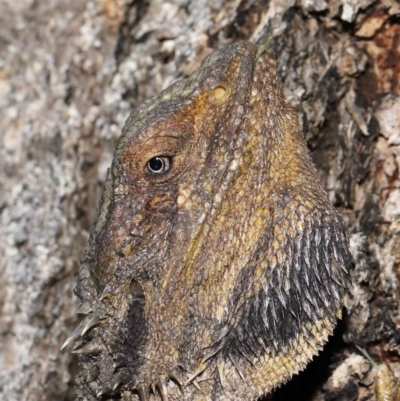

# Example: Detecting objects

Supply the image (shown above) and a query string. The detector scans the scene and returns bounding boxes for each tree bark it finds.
[0,0,399,400]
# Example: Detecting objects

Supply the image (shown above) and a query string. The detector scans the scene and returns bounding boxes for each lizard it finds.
[63,41,354,401]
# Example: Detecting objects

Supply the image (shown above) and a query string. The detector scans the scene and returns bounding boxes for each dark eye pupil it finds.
[149,157,163,172]
[147,156,171,174]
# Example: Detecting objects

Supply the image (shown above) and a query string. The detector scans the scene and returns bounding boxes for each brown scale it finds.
[64,41,354,401]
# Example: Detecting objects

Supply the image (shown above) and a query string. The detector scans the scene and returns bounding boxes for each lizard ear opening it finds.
[212,83,231,105]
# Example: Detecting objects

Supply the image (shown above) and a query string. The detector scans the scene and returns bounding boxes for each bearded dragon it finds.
[63,41,354,401]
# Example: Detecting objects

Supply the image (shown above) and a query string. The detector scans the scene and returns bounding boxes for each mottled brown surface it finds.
[68,41,353,401]
[1,1,400,401]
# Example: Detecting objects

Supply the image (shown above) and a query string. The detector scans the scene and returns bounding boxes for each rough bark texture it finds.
[0,1,399,401]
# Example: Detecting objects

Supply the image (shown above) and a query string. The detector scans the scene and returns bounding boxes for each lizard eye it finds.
[147,156,172,174]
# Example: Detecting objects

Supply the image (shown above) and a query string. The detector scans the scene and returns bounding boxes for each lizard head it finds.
[70,42,354,401]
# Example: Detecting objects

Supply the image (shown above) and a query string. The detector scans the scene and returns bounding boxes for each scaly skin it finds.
[66,41,354,401]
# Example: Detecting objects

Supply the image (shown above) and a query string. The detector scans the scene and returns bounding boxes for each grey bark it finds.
[0,0,399,400]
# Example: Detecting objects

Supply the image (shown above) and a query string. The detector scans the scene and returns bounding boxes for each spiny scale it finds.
[67,41,353,400]
[157,377,169,401]
[72,340,103,355]
[137,385,150,401]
